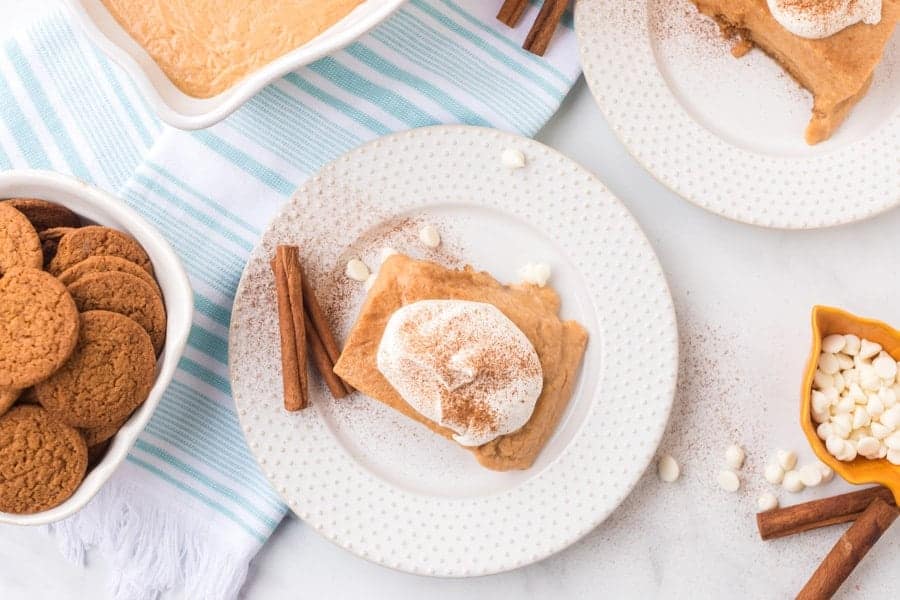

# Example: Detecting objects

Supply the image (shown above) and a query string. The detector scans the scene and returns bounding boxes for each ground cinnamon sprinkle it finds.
[649,0,726,46]
[400,306,537,437]
[776,0,858,15]
[318,213,465,339]
[441,398,498,438]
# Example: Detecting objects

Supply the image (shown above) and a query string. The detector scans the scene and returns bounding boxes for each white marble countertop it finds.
[2,2,899,598]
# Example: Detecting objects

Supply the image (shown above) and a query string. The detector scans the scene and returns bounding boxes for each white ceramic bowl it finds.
[62,0,407,130]
[0,170,193,525]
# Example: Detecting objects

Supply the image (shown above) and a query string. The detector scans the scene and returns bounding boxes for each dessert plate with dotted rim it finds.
[229,125,678,576]
[575,0,900,229]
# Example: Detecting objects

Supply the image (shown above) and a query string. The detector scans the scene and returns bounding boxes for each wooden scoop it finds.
[797,306,900,599]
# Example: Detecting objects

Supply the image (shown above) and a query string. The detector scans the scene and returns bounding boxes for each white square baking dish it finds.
[62,0,406,130]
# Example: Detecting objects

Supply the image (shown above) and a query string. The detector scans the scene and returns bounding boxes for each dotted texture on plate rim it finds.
[229,126,679,576]
[575,0,899,229]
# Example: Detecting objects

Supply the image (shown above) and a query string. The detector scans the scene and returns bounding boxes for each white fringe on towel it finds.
[46,477,254,600]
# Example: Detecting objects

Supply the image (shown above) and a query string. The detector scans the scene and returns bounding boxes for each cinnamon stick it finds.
[757,486,895,541]
[522,0,569,56]
[497,0,529,28]
[271,247,307,411]
[797,498,898,600]
[304,311,348,399]
[300,267,353,395]
[280,247,308,409]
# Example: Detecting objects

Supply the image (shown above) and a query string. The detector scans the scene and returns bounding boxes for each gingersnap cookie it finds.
[87,439,110,469]
[0,204,42,276]
[4,198,80,231]
[39,226,75,267]
[58,255,162,297]
[66,271,166,355]
[48,226,153,276]
[35,310,155,429]
[0,388,19,417]
[0,268,80,388]
[0,405,87,514]
[81,415,127,448]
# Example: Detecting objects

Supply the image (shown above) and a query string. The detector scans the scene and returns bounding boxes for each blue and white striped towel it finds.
[0,3,579,598]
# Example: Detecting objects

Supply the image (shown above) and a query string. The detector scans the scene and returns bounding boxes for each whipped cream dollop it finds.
[767,0,882,39]
[376,300,543,446]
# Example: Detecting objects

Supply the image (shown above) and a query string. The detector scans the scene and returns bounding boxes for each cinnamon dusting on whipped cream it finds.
[767,0,882,38]
[376,300,543,446]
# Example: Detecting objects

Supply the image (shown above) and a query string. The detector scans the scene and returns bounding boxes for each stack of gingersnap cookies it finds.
[0,198,165,514]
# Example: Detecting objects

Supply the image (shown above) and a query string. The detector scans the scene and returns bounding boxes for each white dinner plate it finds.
[229,125,678,576]
[576,0,900,229]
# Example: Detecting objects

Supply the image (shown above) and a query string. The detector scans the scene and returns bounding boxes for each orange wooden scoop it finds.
[801,305,900,502]
[798,306,900,599]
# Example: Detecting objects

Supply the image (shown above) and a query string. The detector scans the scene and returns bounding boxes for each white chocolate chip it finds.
[859,339,882,360]
[867,394,885,419]
[834,396,854,415]
[798,464,823,487]
[846,383,865,403]
[822,334,846,354]
[881,406,900,429]
[818,463,834,483]
[419,225,441,248]
[857,436,881,459]
[888,449,900,465]
[518,262,551,287]
[782,470,805,493]
[345,258,370,282]
[717,470,740,492]
[657,454,680,483]
[815,335,900,465]
[816,422,834,440]
[813,370,834,390]
[812,405,830,425]
[764,463,785,484]
[880,387,897,408]
[818,353,840,375]
[776,449,797,471]
[724,445,745,469]
[500,148,526,169]
[811,390,831,413]
[873,352,898,380]
[892,383,900,401]
[826,435,847,457]
[832,372,845,394]
[838,442,858,462]
[839,438,857,458]
[859,365,881,392]
[831,414,852,438]
[843,335,861,356]
[757,492,779,512]
[871,422,892,439]
[836,353,854,370]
